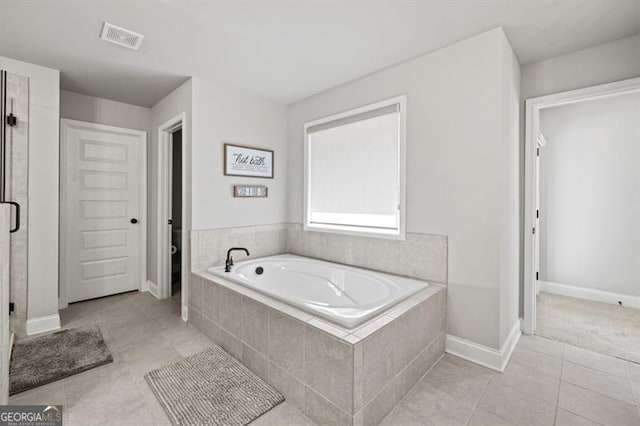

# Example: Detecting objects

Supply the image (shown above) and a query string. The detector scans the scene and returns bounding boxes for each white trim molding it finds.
[147,280,160,298]
[26,314,61,336]
[182,304,188,322]
[445,320,521,372]
[540,281,640,310]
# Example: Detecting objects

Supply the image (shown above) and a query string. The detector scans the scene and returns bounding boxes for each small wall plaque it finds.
[233,185,268,198]
[224,143,274,178]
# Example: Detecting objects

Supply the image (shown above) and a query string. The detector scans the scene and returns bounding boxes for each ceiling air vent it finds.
[100,22,144,50]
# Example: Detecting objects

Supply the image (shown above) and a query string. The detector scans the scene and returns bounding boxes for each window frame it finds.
[303,95,407,240]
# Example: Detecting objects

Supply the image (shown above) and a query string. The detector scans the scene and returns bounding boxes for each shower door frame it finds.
[523,76,640,335]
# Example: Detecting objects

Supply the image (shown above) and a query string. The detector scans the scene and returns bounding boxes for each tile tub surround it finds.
[188,272,447,426]
[191,223,447,285]
[191,224,288,272]
[287,224,447,284]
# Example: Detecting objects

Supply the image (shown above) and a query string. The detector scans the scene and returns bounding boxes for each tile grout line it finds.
[624,361,640,421]
[553,347,565,426]
[557,345,616,426]
[391,351,445,426]
[462,366,494,426]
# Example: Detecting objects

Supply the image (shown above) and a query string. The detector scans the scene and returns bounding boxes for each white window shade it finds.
[305,99,404,237]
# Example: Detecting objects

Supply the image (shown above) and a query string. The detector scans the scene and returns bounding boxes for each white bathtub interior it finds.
[207,254,428,328]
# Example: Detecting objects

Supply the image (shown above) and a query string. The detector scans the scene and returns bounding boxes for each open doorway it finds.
[158,113,188,320]
[169,129,182,297]
[524,77,640,363]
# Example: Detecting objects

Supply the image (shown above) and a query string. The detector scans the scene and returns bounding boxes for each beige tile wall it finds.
[188,272,446,425]
[191,223,447,284]
[191,224,288,272]
[6,73,29,338]
[0,206,10,404]
[287,224,447,283]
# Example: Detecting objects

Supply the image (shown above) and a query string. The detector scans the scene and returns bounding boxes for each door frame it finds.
[157,113,188,321]
[523,76,640,335]
[59,119,147,308]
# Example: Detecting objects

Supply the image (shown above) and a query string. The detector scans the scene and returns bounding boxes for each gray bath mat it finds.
[145,346,284,426]
[10,325,113,395]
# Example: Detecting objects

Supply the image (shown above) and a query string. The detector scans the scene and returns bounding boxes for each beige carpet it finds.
[537,291,640,364]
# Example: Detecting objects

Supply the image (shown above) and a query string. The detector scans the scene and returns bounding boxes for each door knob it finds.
[131,218,138,224]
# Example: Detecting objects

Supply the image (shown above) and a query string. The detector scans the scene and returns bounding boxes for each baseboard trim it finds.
[26,314,61,336]
[540,281,640,310]
[147,280,160,298]
[445,320,521,372]
[182,304,188,322]
[8,332,14,359]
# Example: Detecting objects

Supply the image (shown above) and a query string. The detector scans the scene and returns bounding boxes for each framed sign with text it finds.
[224,143,274,178]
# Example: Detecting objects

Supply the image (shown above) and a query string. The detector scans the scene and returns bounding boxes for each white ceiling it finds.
[0,1,638,107]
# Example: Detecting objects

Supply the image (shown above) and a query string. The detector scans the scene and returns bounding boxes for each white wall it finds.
[60,90,151,131]
[522,34,640,100]
[500,35,522,345]
[0,57,60,326]
[191,77,288,230]
[539,92,640,297]
[287,28,520,349]
[149,80,192,286]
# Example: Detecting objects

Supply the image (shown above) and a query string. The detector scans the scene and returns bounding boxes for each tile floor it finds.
[383,335,640,426]
[9,291,640,426]
[9,291,312,426]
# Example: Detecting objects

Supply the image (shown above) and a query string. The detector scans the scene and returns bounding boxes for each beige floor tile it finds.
[400,380,475,426]
[137,299,181,321]
[478,379,556,426]
[627,361,640,386]
[467,407,515,426]
[249,402,314,426]
[626,362,640,406]
[172,333,215,358]
[106,319,164,352]
[558,382,639,426]
[423,355,493,404]
[100,307,149,331]
[9,380,66,406]
[132,376,172,426]
[510,346,563,379]
[65,365,155,426]
[380,406,428,426]
[63,362,132,408]
[67,393,154,426]
[564,345,629,378]
[119,335,184,381]
[518,335,565,359]
[562,361,635,404]
[496,357,560,404]
[555,409,601,426]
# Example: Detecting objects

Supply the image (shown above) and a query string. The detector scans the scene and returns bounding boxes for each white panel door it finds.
[61,119,146,303]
